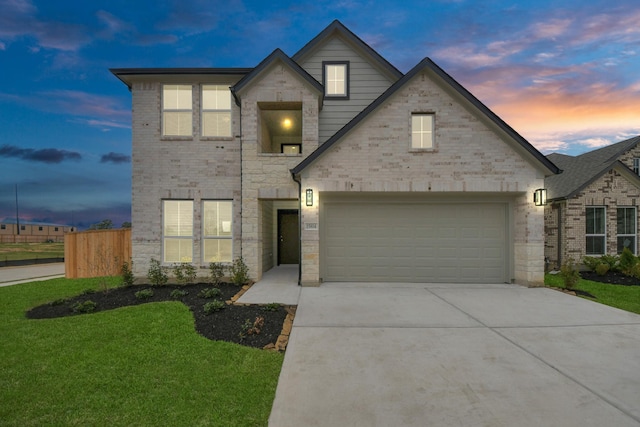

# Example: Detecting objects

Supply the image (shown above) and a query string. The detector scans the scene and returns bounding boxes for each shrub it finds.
[170,289,189,299]
[72,300,97,314]
[599,254,620,271]
[582,256,601,272]
[135,289,154,300]
[203,300,226,314]
[173,263,198,285]
[147,259,168,286]
[121,260,135,287]
[229,257,249,286]
[240,316,265,338]
[630,263,640,280]
[560,258,581,289]
[595,263,610,276]
[49,298,67,306]
[619,248,637,275]
[209,262,226,285]
[262,303,281,312]
[198,288,222,299]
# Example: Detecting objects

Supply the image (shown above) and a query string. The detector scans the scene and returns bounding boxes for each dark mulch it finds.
[26,283,289,350]
[580,270,640,286]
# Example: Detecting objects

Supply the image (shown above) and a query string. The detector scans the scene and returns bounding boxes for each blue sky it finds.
[1,0,639,228]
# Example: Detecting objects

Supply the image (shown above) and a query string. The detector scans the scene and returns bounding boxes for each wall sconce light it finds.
[533,188,547,206]
[306,188,313,207]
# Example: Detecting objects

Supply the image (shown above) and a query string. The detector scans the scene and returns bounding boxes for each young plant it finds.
[72,300,97,314]
[121,260,135,287]
[209,262,226,285]
[229,257,249,286]
[619,247,637,275]
[147,259,168,286]
[240,316,265,338]
[262,303,281,312]
[203,300,226,314]
[595,263,610,276]
[135,289,154,300]
[560,258,581,290]
[198,288,222,299]
[170,289,189,299]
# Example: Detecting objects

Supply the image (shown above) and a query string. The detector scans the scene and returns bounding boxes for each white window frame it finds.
[633,158,640,175]
[163,200,193,263]
[202,200,233,263]
[411,113,434,149]
[201,85,232,137]
[617,206,636,254]
[162,84,192,136]
[585,206,606,255]
[323,62,349,98]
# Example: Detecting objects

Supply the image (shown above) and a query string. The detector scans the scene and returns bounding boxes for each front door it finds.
[278,209,299,264]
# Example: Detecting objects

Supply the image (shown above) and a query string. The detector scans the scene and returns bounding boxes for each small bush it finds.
[173,263,198,285]
[262,303,280,312]
[229,257,249,286]
[240,316,265,338]
[198,288,222,299]
[203,300,226,314]
[135,289,154,300]
[121,260,135,287]
[49,298,67,306]
[595,263,610,276]
[560,258,581,289]
[582,256,601,272]
[72,300,97,314]
[147,259,168,286]
[599,254,620,271]
[170,289,189,299]
[619,248,637,275]
[630,263,640,280]
[209,262,225,285]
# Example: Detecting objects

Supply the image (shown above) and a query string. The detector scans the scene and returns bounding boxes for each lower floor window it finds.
[203,201,233,263]
[163,200,193,263]
[585,206,606,255]
[617,207,636,254]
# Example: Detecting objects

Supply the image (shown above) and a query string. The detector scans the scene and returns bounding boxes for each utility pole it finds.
[15,184,20,235]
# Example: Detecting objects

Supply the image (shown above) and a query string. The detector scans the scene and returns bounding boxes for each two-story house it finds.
[544,135,640,268]
[112,20,559,286]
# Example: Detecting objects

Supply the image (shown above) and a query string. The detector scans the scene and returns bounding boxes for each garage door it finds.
[322,201,508,283]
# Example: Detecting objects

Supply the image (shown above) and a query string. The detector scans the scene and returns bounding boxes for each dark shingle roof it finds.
[292,57,560,176]
[545,136,640,201]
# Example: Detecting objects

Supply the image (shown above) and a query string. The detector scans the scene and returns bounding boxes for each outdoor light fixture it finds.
[533,188,547,206]
[306,188,313,206]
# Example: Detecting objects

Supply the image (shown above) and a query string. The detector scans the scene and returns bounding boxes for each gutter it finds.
[290,171,303,286]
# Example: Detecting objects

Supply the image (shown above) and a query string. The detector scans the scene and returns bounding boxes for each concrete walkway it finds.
[0,263,65,286]
[237,264,300,305]
[263,281,640,426]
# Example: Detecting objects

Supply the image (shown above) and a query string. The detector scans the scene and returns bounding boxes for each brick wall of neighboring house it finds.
[130,79,243,277]
[299,67,546,286]
[548,169,640,268]
[238,63,320,279]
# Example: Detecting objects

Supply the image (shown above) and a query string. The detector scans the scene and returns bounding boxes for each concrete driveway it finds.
[267,282,640,426]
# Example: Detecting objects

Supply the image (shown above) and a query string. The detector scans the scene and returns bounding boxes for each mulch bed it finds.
[580,270,640,286]
[26,283,292,350]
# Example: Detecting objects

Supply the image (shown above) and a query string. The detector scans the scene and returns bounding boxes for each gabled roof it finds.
[546,135,640,201]
[231,48,324,106]
[292,20,403,81]
[292,57,560,176]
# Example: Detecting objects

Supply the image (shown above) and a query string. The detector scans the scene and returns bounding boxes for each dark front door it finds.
[278,209,299,265]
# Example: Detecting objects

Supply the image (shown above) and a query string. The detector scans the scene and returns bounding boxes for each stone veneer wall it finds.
[130,80,242,277]
[299,68,547,286]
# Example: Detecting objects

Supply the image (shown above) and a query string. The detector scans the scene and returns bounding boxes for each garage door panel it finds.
[323,201,508,283]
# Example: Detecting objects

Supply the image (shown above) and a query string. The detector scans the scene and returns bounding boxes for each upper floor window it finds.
[162,85,192,136]
[411,113,434,149]
[586,206,606,255]
[323,62,349,98]
[202,85,232,137]
[633,158,640,175]
[0,224,5,230]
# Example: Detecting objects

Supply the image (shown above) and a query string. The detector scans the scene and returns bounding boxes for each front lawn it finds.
[0,242,64,261]
[545,274,640,315]
[0,277,283,426]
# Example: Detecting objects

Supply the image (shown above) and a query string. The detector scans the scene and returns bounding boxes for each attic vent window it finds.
[323,62,349,99]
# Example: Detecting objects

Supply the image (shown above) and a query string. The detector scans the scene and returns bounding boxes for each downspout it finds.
[291,171,303,286]
[557,202,562,268]
[232,88,243,259]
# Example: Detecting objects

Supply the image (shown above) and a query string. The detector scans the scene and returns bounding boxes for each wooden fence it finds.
[65,228,132,279]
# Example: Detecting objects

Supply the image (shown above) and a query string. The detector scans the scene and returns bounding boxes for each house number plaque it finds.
[304,223,318,231]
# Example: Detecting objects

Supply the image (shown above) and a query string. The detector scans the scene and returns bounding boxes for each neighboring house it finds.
[112,20,559,286]
[0,221,75,243]
[545,135,640,269]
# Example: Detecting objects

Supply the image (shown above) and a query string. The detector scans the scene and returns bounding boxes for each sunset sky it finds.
[1,0,639,228]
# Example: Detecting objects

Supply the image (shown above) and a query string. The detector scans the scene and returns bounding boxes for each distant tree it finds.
[89,219,114,230]
[121,221,132,229]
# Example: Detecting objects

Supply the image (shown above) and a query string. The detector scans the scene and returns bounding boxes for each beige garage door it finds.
[322,201,508,283]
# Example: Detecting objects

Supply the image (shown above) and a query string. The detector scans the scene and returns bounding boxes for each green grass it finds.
[0,242,64,261]
[0,277,284,426]
[545,273,640,315]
